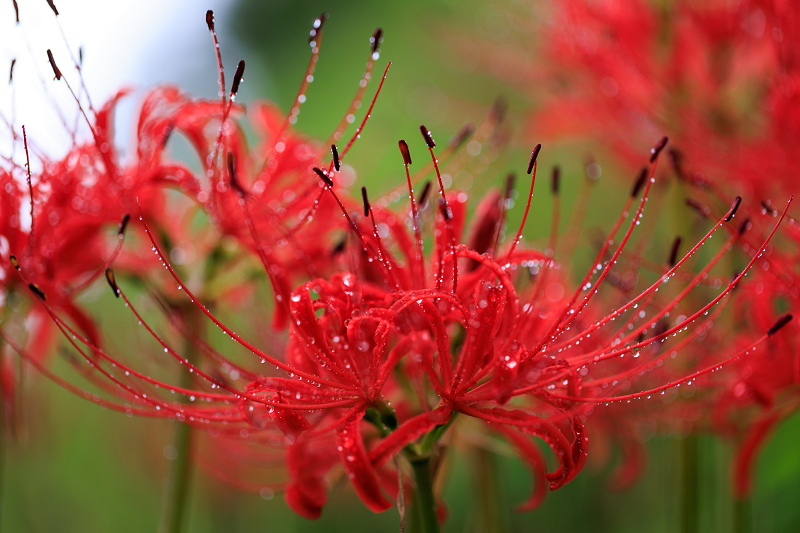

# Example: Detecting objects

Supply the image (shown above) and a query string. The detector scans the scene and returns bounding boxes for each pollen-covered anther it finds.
[724,196,742,221]
[768,314,793,336]
[649,136,668,162]
[527,144,542,174]
[361,187,371,217]
[331,144,340,171]
[9,255,19,270]
[313,167,333,187]
[631,167,647,197]
[231,60,245,96]
[105,268,120,298]
[419,124,435,149]
[206,10,215,31]
[28,283,45,301]
[398,140,412,165]
[47,49,62,80]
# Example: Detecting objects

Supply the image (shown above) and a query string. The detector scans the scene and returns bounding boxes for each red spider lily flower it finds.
[451,0,800,499]
[9,115,793,526]
[5,11,797,529]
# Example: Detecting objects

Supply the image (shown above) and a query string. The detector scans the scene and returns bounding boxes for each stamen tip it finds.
[313,167,333,187]
[768,314,793,336]
[231,60,245,96]
[206,10,215,31]
[47,49,62,81]
[105,268,120,298]
[361,186,370,217]
[398,140,412,166]
[649,136,668,163]
[331,144,340,171]
[527,144,541,174]
[28,283,45,301]
[724,196,742,221]
[631,167,647,197]
[419,125,435,149]
[551,166,560,195]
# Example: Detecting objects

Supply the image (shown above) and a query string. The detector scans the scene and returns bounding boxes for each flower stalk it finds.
[159,304,202,533]
[410,457,440,533]
[681,434,699,533]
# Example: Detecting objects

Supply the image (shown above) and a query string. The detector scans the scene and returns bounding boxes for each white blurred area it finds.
[0,0,239,164]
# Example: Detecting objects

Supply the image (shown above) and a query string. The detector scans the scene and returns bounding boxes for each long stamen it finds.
[421,125,458,293]
[137,209,355,391]
[399,140,425,288]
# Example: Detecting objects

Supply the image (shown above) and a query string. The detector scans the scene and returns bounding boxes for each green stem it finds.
[159,306,201,533]
[734,498,752,533]
[681,434,699,533]
[475,447,505,533]
[410,458,440,533]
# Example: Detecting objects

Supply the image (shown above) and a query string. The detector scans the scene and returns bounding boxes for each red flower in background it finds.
[451,0,800,498]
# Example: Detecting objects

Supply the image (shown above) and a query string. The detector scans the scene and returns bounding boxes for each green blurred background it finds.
[3,0,800,531]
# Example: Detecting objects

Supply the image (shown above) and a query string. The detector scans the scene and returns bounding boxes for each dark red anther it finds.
[668,236,682,268]
[730,271,740,291]
[669,148,685,181]
[331,237,347,257]
[46,0,58,16]
[105,268,120,298]
[331,144,340,171]
[761,200,777,216]
[9,255,19,270]
[440,200,452,221]
[686,198,709,218]
[9,59,15,84]
[398,140,412,165]
[206,10,215,31]
[738,217,751,236]
[231,60,245,95]
[309,13,329,42]
[228,153,245,195]
[28,283,45,300]
[551,166,560,195]
[118,214,130,236]
[631,167,647,197]
[768,314,793,336]
[649,136,668,163]
[527,144,541,175]
[371,28,383,53]
[313,167,333,187]
[13,0,18,23]
[449,124,475,148]
[361,187,370,217]
[724,196,742,221]
[505,172,516,198]
[420,125,435,149]
[491,96,508,123]
[47,49,61,80]
[417,180,432,207]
